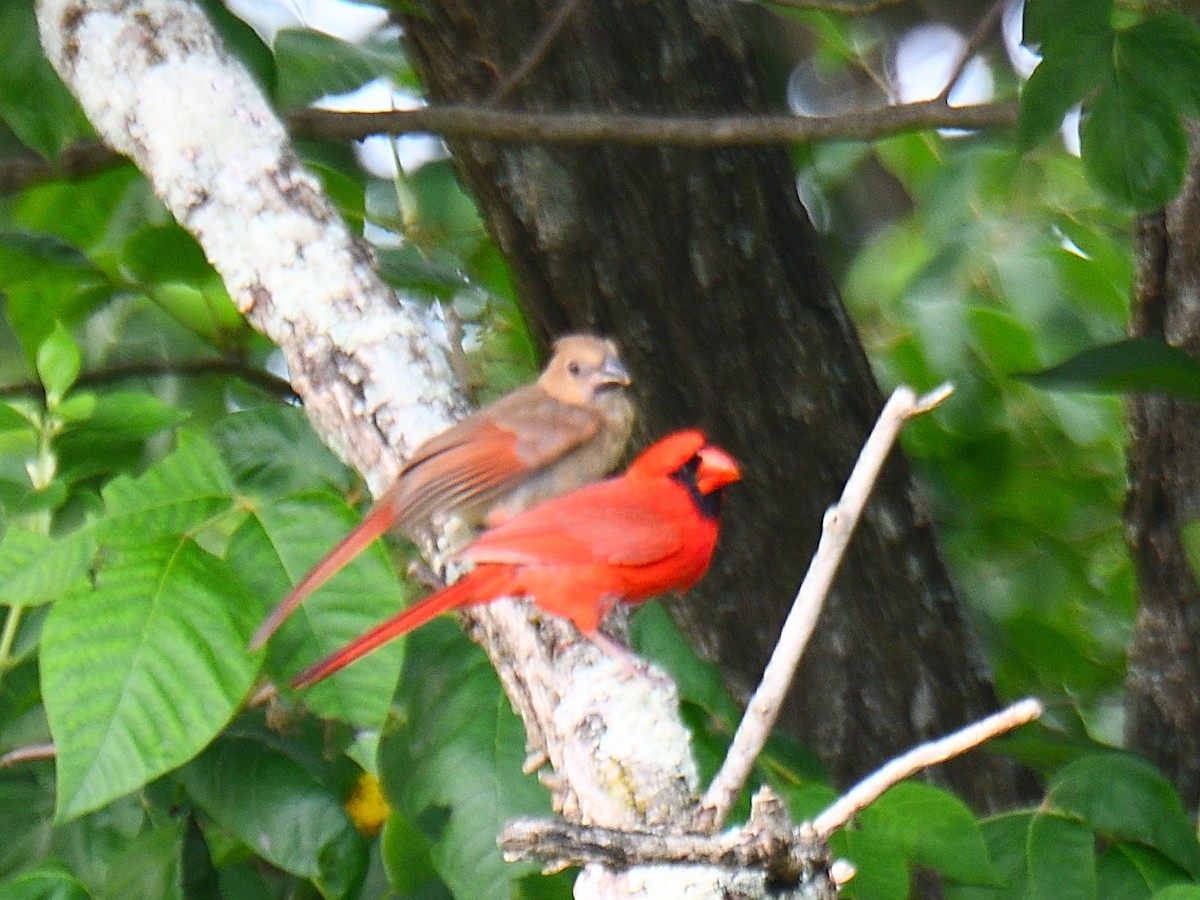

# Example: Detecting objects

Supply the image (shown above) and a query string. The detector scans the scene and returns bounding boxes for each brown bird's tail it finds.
[250,502,398,651]
[290,565,512,689]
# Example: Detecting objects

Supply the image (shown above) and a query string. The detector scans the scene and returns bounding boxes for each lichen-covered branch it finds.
[33,1,753,894]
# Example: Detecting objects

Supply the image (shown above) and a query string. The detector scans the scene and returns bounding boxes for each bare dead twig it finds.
[0,140,124,195]
[811,697,1044,838]
[756,0,906,12]
[500,698,1040,878]
[0,742,56,766]
[489,0,586,104]
[500,787,831,884]
[697,383,954,831]
[0,359,297,402]
[935,0,1008,106]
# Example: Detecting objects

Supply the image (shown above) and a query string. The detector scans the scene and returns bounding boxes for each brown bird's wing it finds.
[388,384,605,530]
[462,480,686,570]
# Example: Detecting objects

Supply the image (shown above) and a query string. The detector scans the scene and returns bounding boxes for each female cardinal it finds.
[251,334,635,650]
[292,429,741,687]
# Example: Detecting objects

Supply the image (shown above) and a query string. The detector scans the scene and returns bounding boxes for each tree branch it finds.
[811,697,1043,838]
[699,383,953,830]
[0,358,297,402]
[756,0,906,11]
[500,788,831,885]
[288,99,1018,146]
[2,100,1019,197]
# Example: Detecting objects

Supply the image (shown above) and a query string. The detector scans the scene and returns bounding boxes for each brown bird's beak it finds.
[595,354,632,389]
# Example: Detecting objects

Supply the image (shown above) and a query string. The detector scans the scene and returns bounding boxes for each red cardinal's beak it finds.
[695,446,741,495]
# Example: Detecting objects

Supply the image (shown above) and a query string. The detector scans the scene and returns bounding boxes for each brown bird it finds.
[291,430,741,688]
[250,334,635,650]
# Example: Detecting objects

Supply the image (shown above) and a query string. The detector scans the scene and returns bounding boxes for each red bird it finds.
[292,430,741,688]
[251,334,635,650]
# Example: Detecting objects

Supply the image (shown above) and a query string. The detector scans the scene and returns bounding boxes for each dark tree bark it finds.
[400,0,1033,809]
[1125,137,1200,811]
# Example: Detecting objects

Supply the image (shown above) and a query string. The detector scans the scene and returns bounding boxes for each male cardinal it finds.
[292,429,741,687]
[251,334,635,650]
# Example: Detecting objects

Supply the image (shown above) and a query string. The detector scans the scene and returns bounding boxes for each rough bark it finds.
[1125,134,1200,811]
[400,0,1033,808]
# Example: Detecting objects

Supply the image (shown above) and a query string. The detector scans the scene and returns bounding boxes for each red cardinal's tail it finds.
[290,565,513,689]
[250,502,397,651]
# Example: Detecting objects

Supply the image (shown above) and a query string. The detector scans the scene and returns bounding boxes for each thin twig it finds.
[811,697,1043,838]
[489,0,587,104]
[756,0,906,12]
[0,140,124,195]
[935,0,1007,105]
[698,383,954,831]
[0,358,297,402]
[0,742,56,766]
[287,99,1018,146]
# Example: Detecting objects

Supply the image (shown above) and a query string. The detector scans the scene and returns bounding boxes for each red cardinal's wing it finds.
[463,480,686,569]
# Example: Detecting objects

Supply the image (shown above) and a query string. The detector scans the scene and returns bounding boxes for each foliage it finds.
[0,0,1197,897]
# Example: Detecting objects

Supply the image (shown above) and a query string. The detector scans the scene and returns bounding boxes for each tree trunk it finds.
[400,0,1033,809]
[1125,135,1200,811]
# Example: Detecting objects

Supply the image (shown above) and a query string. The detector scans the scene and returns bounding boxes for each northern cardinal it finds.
[251,334,635,650]
[292,429,741,688]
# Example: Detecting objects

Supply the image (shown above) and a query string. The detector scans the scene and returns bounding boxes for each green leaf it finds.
[97,434,234,546]
[1047,753,1200,877]
[0,2,93,158]
[1180,518,1200,588]
[54,392,97,424]
[1017,339,1200,404]
[945,812,1033,900]
[121,226,245,346]
[208,405,350,497]
[862,782,999,885]
[631,603,741,724]
[1019,53,1105,150]
[1027,812,1097,900]
[380,622,549,898]
[375,245,471,298]
[1098,842,1192,899]
[0,401,34,433]
[76,392,187,439]
[1018,0,1113,148]
[36,324,82,407]
[273,29,406,110]
[228,493,406,730]
[102,820,186,900]
[0,528,95,608]
[0,862,92,900]
[1115,13,1200,117]
[41,539,260,820]
[1023,0,1112,51]
[1080,80,1188,210]
[177,735,368,899]
[1150,887,1200,900]
[379,811,444,896]
[835,828,909,900]
[0,231,96,271]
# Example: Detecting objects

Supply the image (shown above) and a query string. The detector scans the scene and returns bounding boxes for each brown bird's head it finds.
[540,334,632,408]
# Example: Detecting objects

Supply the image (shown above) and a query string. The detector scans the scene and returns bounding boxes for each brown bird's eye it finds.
[567,361,581,376]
